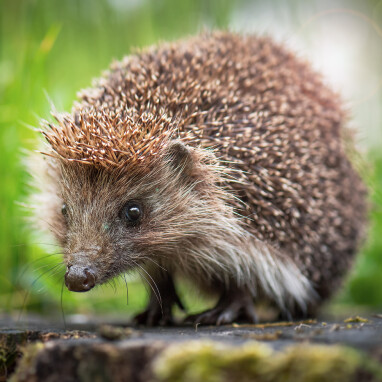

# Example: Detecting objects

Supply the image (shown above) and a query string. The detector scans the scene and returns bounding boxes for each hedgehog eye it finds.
[122,202,142,224]
[61,203,68,216]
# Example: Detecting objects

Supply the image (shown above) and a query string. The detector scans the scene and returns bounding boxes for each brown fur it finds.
[35,32,367,321]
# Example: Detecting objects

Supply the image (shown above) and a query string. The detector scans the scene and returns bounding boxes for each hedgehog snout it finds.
[65,265,96,292]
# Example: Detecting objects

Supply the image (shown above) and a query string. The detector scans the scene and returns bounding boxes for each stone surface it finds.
[1,314,381,381]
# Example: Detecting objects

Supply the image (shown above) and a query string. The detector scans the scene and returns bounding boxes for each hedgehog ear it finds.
[164,141,194,178]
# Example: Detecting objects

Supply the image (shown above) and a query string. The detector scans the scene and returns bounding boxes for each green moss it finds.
[343,316,369,323]
[9,342,45,382]
[154,341,271,382]
[97,324,140,341]
[0,344,8,380]
[154,341,381,382]
[0,333,29,380]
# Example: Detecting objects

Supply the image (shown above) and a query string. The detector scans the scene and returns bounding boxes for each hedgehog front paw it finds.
[185,290,257,326]
[134,302,174,326]
[133,271,185,326]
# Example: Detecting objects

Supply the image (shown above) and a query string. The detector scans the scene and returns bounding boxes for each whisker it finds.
[132,262,163,315]
[123,274,128,305]
[35,265,65,293]
[16,253,63,285]
[18,263,63,322]
[135,267,162,314]
[134,268,151,300]
[107,279,117,294]
[11,243,62,248]
[61,280,67,330]
[144,258,168,272]
[133,261,162,307]
[29,260,63,276]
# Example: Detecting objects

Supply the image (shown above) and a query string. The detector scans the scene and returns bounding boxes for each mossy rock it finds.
[154,341,382,382]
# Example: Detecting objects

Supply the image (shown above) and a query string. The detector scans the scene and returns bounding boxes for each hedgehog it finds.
[33,32,367,325]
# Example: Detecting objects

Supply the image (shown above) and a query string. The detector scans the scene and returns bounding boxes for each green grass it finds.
[0,0,381,318]
[0,0,236,317]
[339,152,382,307]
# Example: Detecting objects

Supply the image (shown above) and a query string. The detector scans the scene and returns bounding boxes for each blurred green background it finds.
[0,0,381,320]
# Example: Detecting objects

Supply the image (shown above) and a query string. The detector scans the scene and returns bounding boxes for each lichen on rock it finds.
[154,341,379,382]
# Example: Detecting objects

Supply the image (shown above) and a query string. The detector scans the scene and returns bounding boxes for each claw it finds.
[184,290,257,326]
[133,272,184,326]
[134,305,175,326]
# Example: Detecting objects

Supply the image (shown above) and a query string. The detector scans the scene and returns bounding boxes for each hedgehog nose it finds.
[65,266,96,292]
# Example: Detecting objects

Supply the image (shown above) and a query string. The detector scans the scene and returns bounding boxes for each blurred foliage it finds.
[0,0,381,319]
[0,0,234,317]
[337,152,382,307]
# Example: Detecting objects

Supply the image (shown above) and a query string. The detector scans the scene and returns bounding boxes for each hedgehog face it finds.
[56,165,156,292]
[50,141,221,292]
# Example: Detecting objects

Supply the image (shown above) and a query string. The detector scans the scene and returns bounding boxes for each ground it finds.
[1,314,381,381]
